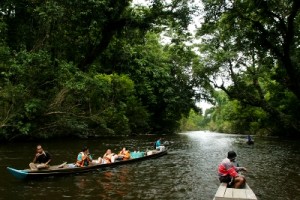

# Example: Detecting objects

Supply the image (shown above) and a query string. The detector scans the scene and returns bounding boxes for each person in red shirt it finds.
[218,151,247,188]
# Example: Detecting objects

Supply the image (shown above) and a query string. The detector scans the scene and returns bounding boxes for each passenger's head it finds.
[82,146,89,153]
[122,147,128,152]
[36,145,43,153]
[106,149,112,154]
[227,151,237,161]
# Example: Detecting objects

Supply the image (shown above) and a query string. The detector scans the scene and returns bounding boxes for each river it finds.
[1,131,300,200]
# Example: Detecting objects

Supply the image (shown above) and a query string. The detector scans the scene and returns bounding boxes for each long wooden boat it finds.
[213,182,257,200]
[7,149,167,180]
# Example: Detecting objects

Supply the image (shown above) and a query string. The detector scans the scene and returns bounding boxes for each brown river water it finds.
[0,131,300,200]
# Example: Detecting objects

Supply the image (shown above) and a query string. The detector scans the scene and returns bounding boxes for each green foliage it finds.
[95,31,197,134]
[179,109,204,131]
[194,0,300,137]
[195,91,269,135]
[0,0,198,140]
[47,67,147,137]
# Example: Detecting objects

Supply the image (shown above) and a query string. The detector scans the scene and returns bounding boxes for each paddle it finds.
[57,162,68,168]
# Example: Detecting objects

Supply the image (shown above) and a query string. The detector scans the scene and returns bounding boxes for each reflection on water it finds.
[1,131,300,200]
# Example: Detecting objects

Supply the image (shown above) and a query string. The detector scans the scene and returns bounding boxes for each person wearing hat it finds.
[218,151,247,188]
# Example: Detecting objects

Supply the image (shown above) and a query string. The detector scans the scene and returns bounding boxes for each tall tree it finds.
[0,0,197,140]
[195,0,300,136]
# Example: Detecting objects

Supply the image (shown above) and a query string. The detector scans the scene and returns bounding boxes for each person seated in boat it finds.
[246,135,254,145]
[154,138,161,150]
[29,144,52,170]
[154,138,166,151]
[117,147,131,160]
[218,151,247,188]
[75,146,93,167]
[103,149,118,163]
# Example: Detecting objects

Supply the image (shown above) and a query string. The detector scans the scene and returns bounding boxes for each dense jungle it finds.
[1,0,300,141]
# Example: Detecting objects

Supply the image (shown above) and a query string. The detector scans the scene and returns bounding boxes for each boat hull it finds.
[7,149,167,180]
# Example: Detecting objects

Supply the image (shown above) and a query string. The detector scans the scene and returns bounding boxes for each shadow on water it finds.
[1,131,300,200]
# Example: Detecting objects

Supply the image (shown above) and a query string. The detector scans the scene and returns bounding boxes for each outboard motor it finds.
[158,141,169,151]
[163,141,170,146]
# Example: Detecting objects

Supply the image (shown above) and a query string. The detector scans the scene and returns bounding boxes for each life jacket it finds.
[76,152,89,167]
[103,153,112,163]
[119,150,130,160]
